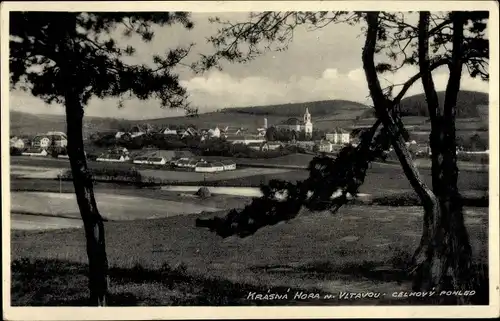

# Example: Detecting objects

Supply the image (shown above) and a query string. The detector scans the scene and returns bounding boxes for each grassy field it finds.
[10,154,489,192]
[11,203,489,306]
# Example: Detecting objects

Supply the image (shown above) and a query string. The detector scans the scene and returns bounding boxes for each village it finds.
[11,106,488,176]
[9,108,381,173]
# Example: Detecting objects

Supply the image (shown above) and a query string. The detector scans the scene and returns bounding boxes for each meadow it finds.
[11,202,488,306]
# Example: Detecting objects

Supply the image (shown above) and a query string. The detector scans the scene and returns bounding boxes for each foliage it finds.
[196,125,390,237]
[196,187,211,199]
[10,12,197,113]
[10,147,24,156]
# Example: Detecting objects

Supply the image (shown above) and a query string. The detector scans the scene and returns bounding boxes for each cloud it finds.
[180,66,489,110]
[10,65,488,120]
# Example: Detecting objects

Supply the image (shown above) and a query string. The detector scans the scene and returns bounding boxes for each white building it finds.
[32,131,68,149]
[159,127,178,135]
[274,108,313,135]
[207,127,221,138]
[325,128,350,145]
[318,141,333,153]
[225,135,266,145]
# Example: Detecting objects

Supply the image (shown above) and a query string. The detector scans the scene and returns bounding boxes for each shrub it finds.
[196,187,211,198]
[10,147,23,156]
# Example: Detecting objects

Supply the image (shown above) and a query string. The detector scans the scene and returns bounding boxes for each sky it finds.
[9,12,490,120]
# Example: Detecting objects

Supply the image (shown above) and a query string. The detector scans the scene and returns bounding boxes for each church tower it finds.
[303,107,313,136]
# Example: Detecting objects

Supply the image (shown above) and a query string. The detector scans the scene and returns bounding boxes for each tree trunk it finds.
[418,12,445,195]
[363,12,452,293]
[413,11,474,297]
[65,92,109,306]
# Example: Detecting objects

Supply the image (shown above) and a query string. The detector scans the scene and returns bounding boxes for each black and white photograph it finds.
[2,1,499,319]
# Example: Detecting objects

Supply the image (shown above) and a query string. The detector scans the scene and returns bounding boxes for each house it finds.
[208,127,221,138]
[247,142,282,151]
[195,162,225,173]
[46,131,68,148]
[221,160,237,171]
[274,108,313,135]
[96,147,130,163]
[133,155,167,165]
[133,149,194,165]
[179,127,199,138]
[174,158,191,168]
[325,128,350,145]
[225,135,266,145]
[22,147,48,157]
[318,141,333,153]
[115,131,127,139]
[96,154,129,162]
[221,126,245,138]
[200,126,222,141]
[32,131,68,149]
[186,158,201,169]
[264,142,282,151]
[159,127,178,135]
[129,125,148,138]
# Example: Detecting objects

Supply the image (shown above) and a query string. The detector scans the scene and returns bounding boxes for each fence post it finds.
[59,169,62,194]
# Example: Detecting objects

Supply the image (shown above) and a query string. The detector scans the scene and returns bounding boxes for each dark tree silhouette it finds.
[9,12,197,306]
[265,126,278,141]
[195,11,489,299]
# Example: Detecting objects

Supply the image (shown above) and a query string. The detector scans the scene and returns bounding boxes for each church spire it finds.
[304,107,311,124]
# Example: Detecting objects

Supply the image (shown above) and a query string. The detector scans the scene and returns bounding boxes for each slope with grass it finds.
[9,111,129,137]
[11,204,488,306]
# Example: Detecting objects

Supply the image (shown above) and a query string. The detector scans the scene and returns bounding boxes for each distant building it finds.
[179,127,199,138]
[275,108,313,135]
[220,160,237,171]
[221,126,245,137]
[32,131,67,149]
[208,127,221,138]
[247,141,282,152]
[96,147,130,163]
[200,126,221,140]
[318,141,333,153]
[159,127,178,135]
[225,135,266,145]
[129,125,147,138]
[115,131,127,139]
[325,128,350,145]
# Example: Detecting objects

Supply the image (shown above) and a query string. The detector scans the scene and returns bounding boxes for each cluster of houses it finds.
[10,131,68,156]
[88,146,238,173]
[11,108,357,162]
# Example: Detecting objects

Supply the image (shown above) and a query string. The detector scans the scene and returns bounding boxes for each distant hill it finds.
[12,91,488,138]
[9,111,129,137]
[361,90,489,119]
[400,90,489,118]
[223,100,370,118]
[141,100,371,131]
